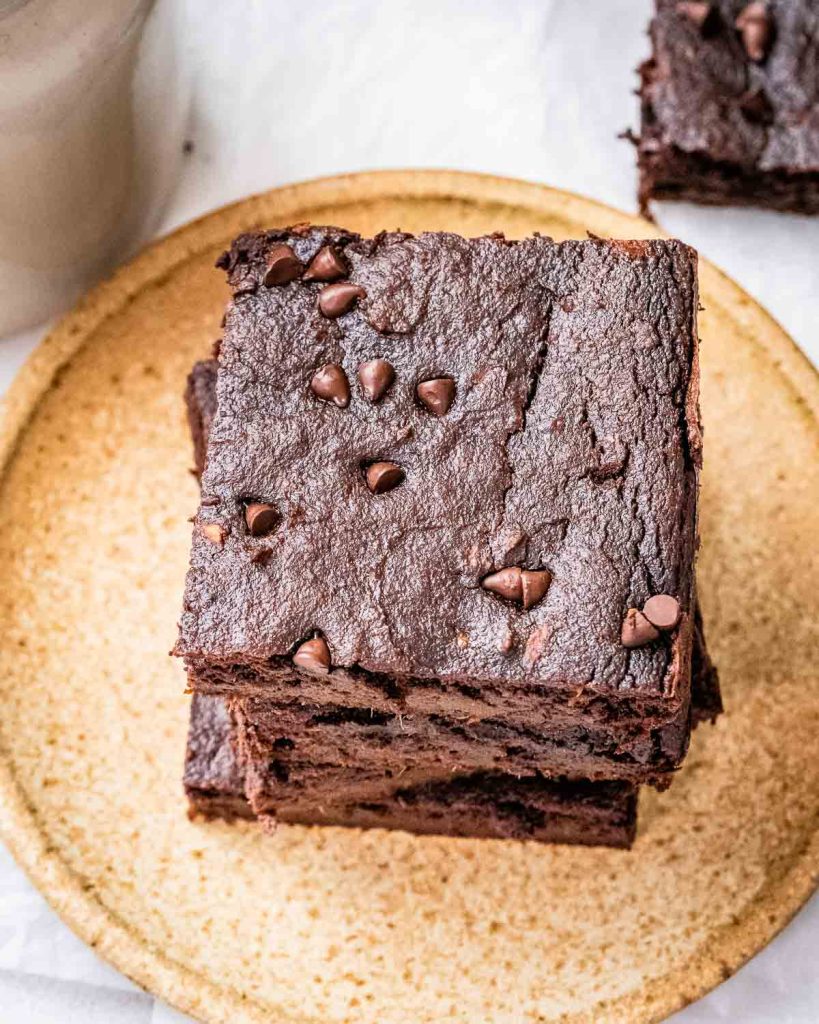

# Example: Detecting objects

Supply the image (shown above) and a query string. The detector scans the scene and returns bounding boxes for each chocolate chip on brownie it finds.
[293,637,331,674]
[244,502,278,537]
[318,282,365,318]
[304,245,348,283]
[642,594,682,631]
[364,461,405,494]
[416,377,456,416]
[358,359,395,403]
[735,1,773,62]
[263,244,302,287]
[310,363,350,407]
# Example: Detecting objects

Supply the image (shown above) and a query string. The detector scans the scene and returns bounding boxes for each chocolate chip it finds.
[621,608,660,648]
[244,502,277,537]
[263,243,302,287]
[676,1,714,29]
[250,548,274,566]
[481,566,523,602]
[642,594,681,631]
[521,569,552,610]
[358,359,395,402]
[310,363,350,407]
[736,2,773,62]
[365,461,405,494]
[739,87,774,124]
[416,377,456,417]
[304,245,348,282]
[293,636,331,674]
[200,522,225,546]
[318,282,365,318]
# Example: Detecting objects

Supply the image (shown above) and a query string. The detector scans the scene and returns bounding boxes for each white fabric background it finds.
[0,1,816,1020]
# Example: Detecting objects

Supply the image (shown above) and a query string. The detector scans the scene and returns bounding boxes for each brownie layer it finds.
[176,226,701,783]
[233,614,719,809]
[232,695,689,789]
[636,0,819,214]
[185,355,218,479]
[185,695,637,848]
[184,690,255,821]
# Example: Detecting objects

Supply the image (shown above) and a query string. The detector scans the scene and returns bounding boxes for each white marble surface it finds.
[0,1,816,1020]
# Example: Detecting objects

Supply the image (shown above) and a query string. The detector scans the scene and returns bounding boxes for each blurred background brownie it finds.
[635,0,819,214]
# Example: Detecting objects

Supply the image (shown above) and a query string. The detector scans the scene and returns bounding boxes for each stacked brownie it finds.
[175,225,720,848]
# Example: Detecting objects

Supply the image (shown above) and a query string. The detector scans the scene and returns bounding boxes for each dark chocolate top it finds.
[176,226,700,702]
[643,0,819,173]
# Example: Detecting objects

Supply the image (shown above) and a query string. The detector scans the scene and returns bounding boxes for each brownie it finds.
[185,695,638,847]
[635,1,819,215]
[175,226,701,786]
[183,360,719,845]
[185,361,719,814]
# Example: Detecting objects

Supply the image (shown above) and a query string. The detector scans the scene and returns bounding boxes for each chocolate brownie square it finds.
[635,1,819,214]
[175,225,702,786]
[183,360,719,844]
[185,695,639,847]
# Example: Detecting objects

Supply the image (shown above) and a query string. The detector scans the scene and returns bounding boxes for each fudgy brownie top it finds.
[176,226,700,704]
[642,1,819,174]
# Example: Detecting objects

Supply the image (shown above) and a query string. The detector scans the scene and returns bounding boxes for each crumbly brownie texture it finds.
[635,1,819,214]
[175,226,701,784]
[185,695,638,848]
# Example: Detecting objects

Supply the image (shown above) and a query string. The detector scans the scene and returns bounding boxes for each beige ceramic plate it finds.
[0,171,817,1024]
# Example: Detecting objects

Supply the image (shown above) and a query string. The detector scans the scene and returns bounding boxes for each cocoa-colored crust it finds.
[635,0,819,214]
[176,226,701,785]
[185,695,638,848]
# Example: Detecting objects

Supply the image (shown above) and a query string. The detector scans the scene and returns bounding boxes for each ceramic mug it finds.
[0,0,190,336]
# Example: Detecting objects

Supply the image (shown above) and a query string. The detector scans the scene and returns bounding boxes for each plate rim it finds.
[0,168,817,1024]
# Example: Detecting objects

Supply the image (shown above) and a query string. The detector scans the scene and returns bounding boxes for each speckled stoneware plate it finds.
[0,171,817,1024]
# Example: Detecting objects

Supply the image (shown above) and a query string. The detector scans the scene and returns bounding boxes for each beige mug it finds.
[0,0,189,336]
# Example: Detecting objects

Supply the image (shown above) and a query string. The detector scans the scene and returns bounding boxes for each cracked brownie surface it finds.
[635,0,819,213]
[175,226,700,742]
